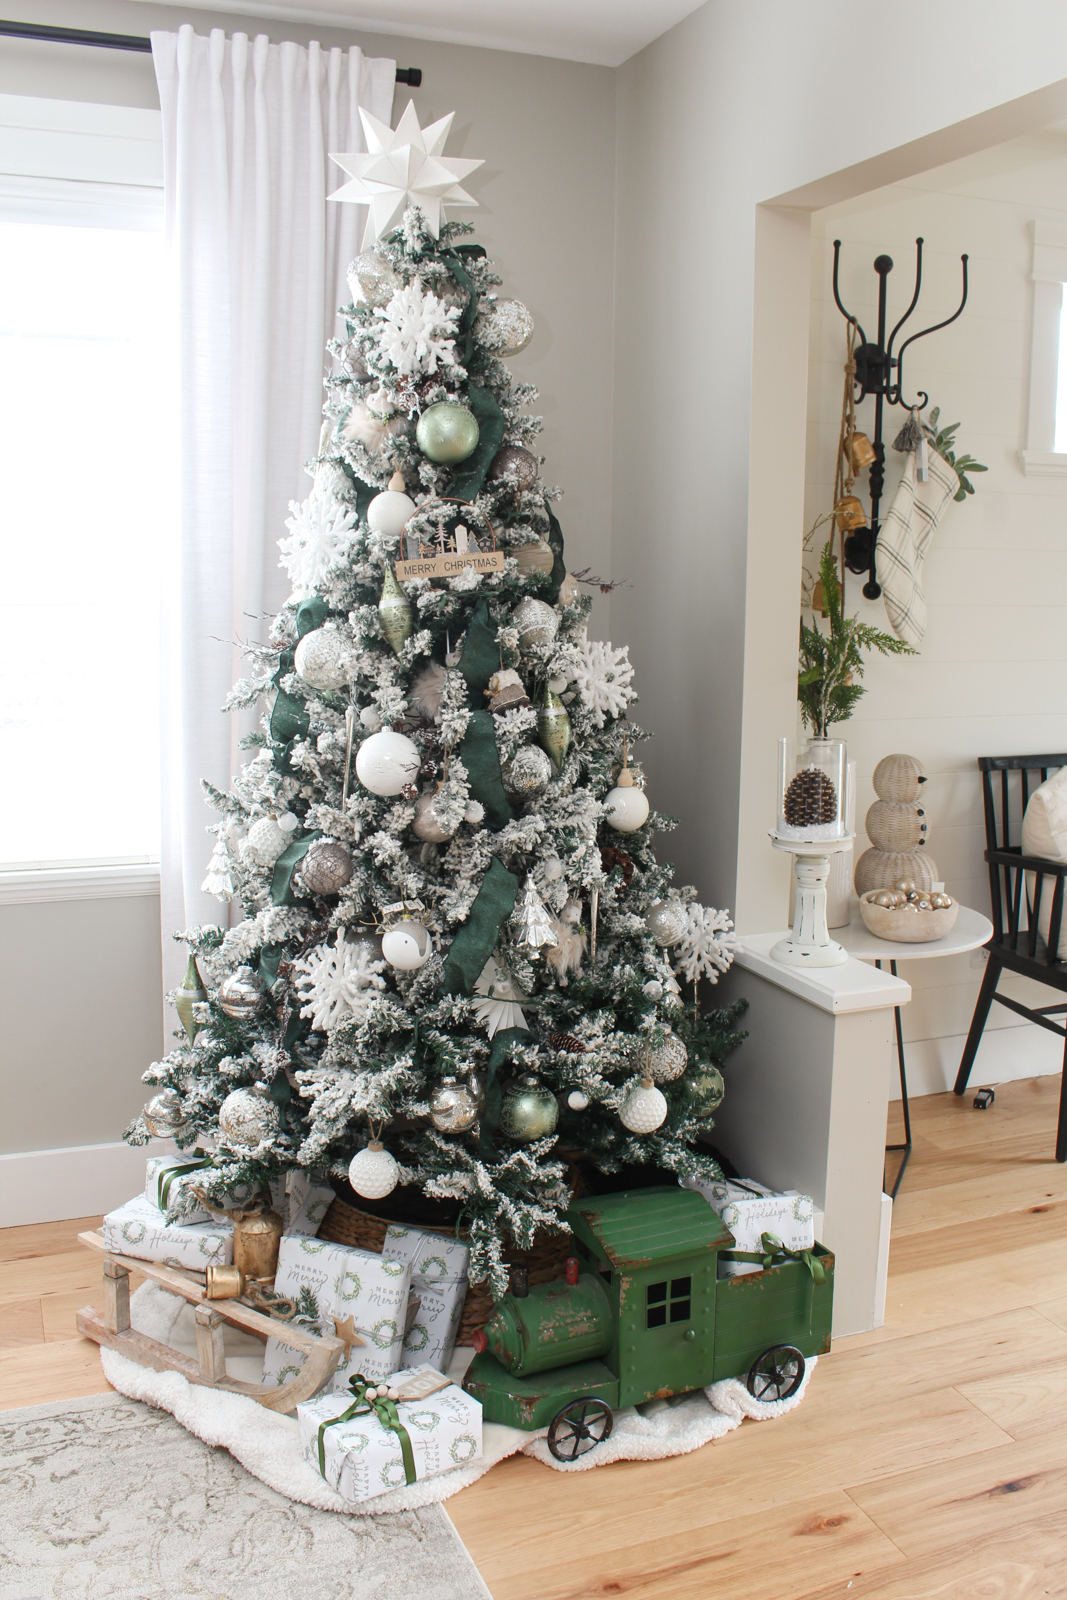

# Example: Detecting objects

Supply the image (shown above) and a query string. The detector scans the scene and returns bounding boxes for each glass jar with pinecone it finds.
[777,736,847,841]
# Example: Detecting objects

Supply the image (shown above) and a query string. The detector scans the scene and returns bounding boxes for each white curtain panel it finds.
[152,25,394,998]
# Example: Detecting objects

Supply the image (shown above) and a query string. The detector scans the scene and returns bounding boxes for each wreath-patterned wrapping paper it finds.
[382,1225,469,1370]
[262,1236,412,1389]
[299,1372,482,1505]
[101,1194,233,1268]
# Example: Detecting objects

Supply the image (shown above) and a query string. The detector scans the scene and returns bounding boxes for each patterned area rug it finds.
[0,1391,491,1600]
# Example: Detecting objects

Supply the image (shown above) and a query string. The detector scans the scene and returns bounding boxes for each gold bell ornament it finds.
[192,1189,285,1282]
[848,430,876,470]
[833,494,867,532]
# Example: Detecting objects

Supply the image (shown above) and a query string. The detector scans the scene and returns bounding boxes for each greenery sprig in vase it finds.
[799,539,915,737]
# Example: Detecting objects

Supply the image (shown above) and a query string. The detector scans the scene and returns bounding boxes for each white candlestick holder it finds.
[770,834,855,968]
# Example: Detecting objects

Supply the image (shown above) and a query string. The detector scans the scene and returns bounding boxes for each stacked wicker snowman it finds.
[854,753,937,895]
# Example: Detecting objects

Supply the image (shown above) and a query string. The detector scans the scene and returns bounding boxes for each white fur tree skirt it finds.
[101,1282,815,1516]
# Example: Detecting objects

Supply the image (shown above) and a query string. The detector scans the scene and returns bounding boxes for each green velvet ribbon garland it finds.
[440,244,486,366]
[155,1150,211,1213]
[479,1025,537,1161]
[454,597,514,831]
[269,596,329,756]
[441,857,519,996]
[316,1374,417,1487]
[270,832,322,907]
[544,503,567,604]
[450,383,505,504]
[455,596,501,700]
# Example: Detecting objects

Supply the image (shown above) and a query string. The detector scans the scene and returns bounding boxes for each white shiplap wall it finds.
[805,130,1067,1099]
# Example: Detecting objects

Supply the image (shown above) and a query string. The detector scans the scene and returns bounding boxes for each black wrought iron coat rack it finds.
[832,238,968,598]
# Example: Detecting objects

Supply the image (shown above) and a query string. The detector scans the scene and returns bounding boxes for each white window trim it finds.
[0,863,160,904]
[1019,220,1067,477]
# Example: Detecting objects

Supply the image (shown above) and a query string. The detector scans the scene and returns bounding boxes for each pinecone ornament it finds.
[549,1033,587,1054]
[783,767,838,826]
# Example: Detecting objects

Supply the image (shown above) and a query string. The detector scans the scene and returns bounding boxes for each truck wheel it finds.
[546,1399,613,1461]
[747,1344,805,1401]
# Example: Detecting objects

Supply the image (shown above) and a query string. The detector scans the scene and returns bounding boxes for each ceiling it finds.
[130,0,706,67]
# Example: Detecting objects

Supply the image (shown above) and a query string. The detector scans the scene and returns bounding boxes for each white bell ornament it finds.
[348,1141,399,1199]
[355,729,420,796]
[619,1076,668,1133]
[382,918,433,971]
[367,472,417,539]
[604,763,649,834]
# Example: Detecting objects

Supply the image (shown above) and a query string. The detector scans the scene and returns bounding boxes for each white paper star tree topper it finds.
[329,101,484,245]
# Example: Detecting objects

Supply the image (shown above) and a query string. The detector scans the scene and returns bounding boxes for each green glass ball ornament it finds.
[499,1075,559,1142]
[416,402,480,464]
[687,1063,725,1118]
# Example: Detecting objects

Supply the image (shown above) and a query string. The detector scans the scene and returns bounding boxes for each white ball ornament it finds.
[355,729,420,796]
[367,473,417,539]
[511,597,559,651]
[294,628,350,691]
[359,706,383,732]
[649,1028,688,1083]
[567,1089,589,1111]
[348,1141,399,1199]
[620,1077,668,1134]
[604,768,650,834]
[246,813,297,867]
[381,920,433,971]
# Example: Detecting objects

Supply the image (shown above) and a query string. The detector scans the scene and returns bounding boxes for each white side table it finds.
[834,904,994,1197]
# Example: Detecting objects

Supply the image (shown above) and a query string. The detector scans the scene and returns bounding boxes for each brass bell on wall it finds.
[834,494,868,531]
[848,430,877,470]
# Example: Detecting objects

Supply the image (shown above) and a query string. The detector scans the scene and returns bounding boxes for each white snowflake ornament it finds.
[375,280,460,378]
[570,631,636,728]
[279,489,357,596]
[673,904,736,987]
[293,931,386,1033]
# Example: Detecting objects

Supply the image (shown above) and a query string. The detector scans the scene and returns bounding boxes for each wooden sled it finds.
[76,1229,344,1412]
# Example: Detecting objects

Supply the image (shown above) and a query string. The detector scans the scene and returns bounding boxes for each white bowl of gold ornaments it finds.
[859,881,959,943]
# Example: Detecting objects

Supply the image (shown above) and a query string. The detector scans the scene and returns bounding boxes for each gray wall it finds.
[0,895,164,1152]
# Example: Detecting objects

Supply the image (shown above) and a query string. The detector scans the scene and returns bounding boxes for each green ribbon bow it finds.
[156,1150,212,1214]
[316,1374,417,1488]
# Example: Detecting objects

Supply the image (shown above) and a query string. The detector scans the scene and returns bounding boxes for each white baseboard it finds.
[0,1140,174,1228]
[888,1026,1064,1102]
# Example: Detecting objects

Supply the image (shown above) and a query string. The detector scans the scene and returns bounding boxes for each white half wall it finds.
[0,1140,174,1228]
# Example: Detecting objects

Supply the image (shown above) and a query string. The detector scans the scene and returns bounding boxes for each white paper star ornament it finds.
[329,101,483,245]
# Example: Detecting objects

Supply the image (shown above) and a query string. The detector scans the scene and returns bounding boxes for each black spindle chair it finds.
[954,755,1067,1160]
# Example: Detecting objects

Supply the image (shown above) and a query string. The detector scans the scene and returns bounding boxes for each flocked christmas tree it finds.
[130,104,746,1293]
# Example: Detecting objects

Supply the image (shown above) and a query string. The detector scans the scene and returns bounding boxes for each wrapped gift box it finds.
[685,1177,815,1273]
[102,1194,233,1269]
[262,1236,412,1392]
[145,1156,214,1225]
[298,1369,482,1505]
[285,1170,335,1238]
[382,1224,468,1369]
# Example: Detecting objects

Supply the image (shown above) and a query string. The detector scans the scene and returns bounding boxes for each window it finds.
[0,95,170,872]
[646,1276,692,1328]
[1020,220,1067,476]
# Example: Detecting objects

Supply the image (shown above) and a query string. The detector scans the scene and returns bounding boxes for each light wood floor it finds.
[5,1077,1067,1599]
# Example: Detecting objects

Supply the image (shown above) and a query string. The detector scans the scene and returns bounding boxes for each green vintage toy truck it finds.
[463,1185,833,1460]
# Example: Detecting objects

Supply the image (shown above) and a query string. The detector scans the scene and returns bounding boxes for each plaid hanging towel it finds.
[878,449,959,646]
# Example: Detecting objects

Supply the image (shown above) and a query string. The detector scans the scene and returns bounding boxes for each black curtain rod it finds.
[0,19,422,83]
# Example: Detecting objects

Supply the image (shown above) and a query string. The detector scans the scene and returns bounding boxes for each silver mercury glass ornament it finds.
[143,1088,188,1138]
[218,1085,279,1148]
[648,1028,688,1083]
[299,839,353,896]
[429,1074,482,1133]
[511,596,559,651]
[502,744,553,803]
[645,900,689,948]
[218,966,268,1020]
[510,875,559,959]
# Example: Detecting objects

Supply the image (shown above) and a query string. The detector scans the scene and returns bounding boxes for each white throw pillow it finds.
[1020,766,1067,959]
